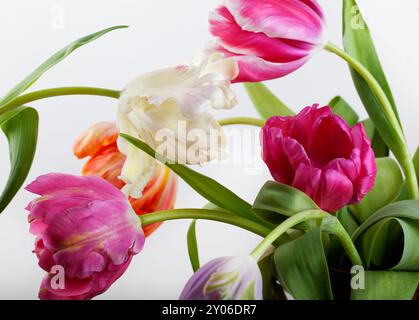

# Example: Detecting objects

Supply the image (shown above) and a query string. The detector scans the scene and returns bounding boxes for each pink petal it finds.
[307,114,354,167]
[314,169,354,212]
[282,137,310,170]
[350,124,377,202]
[209,6,313,63]
[293,163,322,200]
[225,0,326,44]
[261,125,294,185]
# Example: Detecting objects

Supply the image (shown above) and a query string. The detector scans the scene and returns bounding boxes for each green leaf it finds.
[352,200,419,240]
[0,25,127,108]
[187,220,200,272]
[252,181,319,224]
[120,134,264,225]
[353,200,419,270]
[329,96,359,126]
[350,158,403,223]
[258,251,287,300]
[337,207,359,236]
[351,271,419,300]
[343,0,398,156]
[360,119,388,157]
[244,83,294,119]
[0,107,39,213]
[274,227,333,300]
[398,147,419,200]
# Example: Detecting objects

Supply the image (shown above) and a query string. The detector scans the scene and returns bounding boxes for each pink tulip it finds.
[261,105,377,212]
[209,0,327,82]
[25,173,145,300]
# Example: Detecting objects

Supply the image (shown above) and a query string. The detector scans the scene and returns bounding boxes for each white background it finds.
[0,0,418,299]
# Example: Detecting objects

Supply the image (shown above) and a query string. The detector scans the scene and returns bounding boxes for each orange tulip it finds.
[73,122,177,236]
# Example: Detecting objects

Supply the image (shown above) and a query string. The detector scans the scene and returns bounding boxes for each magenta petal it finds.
[282,137,310,170]
[350,124,377,202]
[26,173,145,300]
[307,114,354,167]
[261,124,294,185]
[210,6,313,63]
[293,163,322,200]
[315,169,354,212]
[225,0,326,44]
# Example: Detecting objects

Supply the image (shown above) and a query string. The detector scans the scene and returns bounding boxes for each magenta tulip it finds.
[261,105,377,212]
[180,256,263,300]
[208,0,327,82]
[25,173,145,300]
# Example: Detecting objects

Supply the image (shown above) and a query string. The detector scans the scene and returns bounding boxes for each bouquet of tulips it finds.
[0,0,418,300]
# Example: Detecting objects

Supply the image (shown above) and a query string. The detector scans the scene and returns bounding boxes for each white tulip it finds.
[117,52,238,198]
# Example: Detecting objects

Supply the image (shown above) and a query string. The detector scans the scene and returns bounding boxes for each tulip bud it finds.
[209,0,327,82]
[25,173,145,300]
[180,256,263,300]
[261,105,377,212]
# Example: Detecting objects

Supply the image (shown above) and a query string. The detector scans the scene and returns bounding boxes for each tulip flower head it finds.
[25,173,145,300]
[73,122,177,236]
[209,0,327,82]
[262,105,377,212]
[180,256,263,300]
[117,52,238,198]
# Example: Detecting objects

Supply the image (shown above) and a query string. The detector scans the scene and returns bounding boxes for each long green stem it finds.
[321,216,363,267]
[141,209,273,239]
[325,42,418,199]
[0,87,120,115]
[250,210,330,260]
[218,117,265,127]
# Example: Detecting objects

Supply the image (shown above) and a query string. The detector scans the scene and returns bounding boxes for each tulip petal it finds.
[315,169,354,212]
[26,173,145,299]
[225,0,326,45]
[293,163,322,200]
[307,114,354,167]
[82,145,126,190]
[210,6,313,63]
[351,124,377,202]
[213,43,309,83]
[262,125,294,185]
[73,122,119,159]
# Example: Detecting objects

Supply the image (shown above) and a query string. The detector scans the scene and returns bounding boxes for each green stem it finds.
[325,42,418,200]
[0,87,120,115]
[321,216,363,267]
[250,210,330,260]
[218,117,265,127]
[141,209,273,239]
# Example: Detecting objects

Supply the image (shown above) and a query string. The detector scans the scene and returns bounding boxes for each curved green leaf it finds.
[187,220,200,272]
[274,227,333,300]
[343,0,399,156]
[351,271,419,300]
[350,158,403,223]
[329,96,359,126]
[120,134,264,225]
[398,147,419,200]
[0,25,127,108]
[244,83,294,119]
[252,181,319,224]
[352,200,419,240]
[0,107,39,213]
[353,200,419,270]
[357,217,419,270]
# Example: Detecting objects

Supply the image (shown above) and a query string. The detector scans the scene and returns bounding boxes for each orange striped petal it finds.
[82,145,126,190]
[130,165,178,236]
[73,122,119,159]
